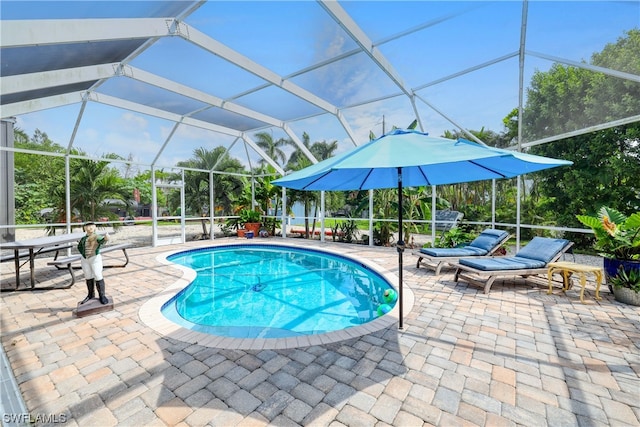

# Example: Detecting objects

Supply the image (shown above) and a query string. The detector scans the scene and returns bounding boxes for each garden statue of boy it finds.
[78,222,109,304]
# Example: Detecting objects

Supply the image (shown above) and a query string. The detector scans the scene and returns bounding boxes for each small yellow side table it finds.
[547,261,603,303]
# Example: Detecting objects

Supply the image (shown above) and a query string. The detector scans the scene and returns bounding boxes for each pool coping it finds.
[139,240,415,350]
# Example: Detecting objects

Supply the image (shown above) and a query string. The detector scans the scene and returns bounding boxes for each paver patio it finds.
[1,238,638,426]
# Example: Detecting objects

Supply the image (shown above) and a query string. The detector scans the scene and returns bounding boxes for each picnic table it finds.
[47,242,133,287]
[1,232,85,290]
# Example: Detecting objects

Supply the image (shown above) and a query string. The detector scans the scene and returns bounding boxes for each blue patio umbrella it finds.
[273,129,572,328]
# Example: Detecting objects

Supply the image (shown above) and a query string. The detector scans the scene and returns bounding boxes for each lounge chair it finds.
[414,229,511,274]
[451,237,573,294]
[433,210,464,232]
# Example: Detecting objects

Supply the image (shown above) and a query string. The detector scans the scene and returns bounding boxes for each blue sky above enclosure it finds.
[2,1,638,171]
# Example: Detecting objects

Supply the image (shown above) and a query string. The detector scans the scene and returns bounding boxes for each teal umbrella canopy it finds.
[273,128,572,330]
[272,129,572,191]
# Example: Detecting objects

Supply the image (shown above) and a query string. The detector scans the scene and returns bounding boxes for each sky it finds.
[4,1,639,172]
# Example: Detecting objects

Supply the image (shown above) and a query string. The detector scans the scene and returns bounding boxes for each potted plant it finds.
[576,206,640,302]
[608,267,640,306]
[239,208,262,237]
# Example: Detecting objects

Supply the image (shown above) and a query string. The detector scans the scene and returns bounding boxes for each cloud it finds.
[119,112,148,132]
[310,25,384,107]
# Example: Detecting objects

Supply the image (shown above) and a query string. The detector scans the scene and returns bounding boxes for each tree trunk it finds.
[304,200,310,238]
[310,203,318,238]
[200,218,209,238]
[272,199,280,236]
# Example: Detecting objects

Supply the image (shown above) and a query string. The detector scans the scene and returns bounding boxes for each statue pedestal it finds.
[76,297,114,317]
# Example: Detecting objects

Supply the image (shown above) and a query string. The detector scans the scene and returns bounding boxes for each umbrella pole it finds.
[397,167,404,330]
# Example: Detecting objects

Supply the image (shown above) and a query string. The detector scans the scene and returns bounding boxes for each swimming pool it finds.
[160,244,397,339]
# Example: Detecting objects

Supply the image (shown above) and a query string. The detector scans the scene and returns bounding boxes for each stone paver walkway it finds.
[1,238,638,426]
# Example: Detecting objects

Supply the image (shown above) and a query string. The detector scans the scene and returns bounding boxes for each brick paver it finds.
[1,238,638,426]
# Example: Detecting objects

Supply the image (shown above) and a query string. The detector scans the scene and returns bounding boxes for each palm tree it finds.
[174,147,247,237]
[285,132,312,170]
[307,138,339,236]
[286,156,317,238]
[254,131,288,166]
[285,132,338,169]
[50,158,126,230]
[284,134,340,238]
[310,139,338,161]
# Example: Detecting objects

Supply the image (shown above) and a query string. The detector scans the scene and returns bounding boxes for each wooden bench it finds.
[47,243,133,286]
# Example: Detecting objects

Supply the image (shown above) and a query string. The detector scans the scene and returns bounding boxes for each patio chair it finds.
[433,210,464,232]
[414,229,511,274]
[451,237,574,294]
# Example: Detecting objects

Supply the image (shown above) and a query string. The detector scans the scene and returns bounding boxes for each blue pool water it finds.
[161,244,396,339]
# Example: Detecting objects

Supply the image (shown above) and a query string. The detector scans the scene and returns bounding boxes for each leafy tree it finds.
[523,29,640,249]
[252,165,282,235]
[524,64,594,139]
[401,186,432,247]
[586,29,640,123]
[524,29,640,139]
[13,129,145,226]
[13,129,66,224]
[120,172,156,208]
[365,189,398,246]
[501,108,519,147]
[533,125,640,222]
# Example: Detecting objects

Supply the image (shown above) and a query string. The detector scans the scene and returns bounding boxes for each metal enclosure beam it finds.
[1,18,172,47]
[180,22,339,115]
[0,118,16,243]
[319,0,412,98]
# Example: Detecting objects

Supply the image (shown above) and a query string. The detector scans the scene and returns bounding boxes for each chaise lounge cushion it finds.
[468,229,510,252]
[458,237,570,271]
[419,229,510,258]
[459,256,546,271]
[420,246,488,257]
[515,237,570,263]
